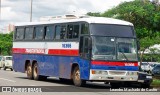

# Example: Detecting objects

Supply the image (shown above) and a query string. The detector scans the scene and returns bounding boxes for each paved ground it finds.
[0,69,160,95]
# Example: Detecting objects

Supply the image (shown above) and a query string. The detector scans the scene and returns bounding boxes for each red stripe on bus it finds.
[12,48,26,53]
[91,61,138,66]
[12,48,45,54]
[48,49,79,56]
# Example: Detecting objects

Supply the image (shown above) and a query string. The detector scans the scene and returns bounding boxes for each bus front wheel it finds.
[73,66,86,86]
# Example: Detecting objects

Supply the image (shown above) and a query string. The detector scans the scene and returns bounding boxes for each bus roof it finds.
[15,17,133,26]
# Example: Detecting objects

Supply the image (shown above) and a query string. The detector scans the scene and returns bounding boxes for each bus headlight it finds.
[92,70,108,75]
[93,70,102,74]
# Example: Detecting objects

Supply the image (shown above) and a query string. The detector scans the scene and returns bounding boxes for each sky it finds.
[0,0,134,31]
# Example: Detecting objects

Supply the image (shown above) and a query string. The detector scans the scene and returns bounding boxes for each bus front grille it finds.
[109,71,126,75]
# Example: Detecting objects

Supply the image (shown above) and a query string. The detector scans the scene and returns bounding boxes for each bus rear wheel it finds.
[33,63,47,81]
[73,66,86,86]
[26,64,33,79]
[33,63,39,80]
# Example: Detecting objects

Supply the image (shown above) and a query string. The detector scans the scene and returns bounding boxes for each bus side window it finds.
[67,24,79,39]
[67,25,73,39]
[25,27,34,40]
[73,25,79,38]
[34,26,44,40]
[16,28,24,40]
[81,24,89,34]
[55,25,61,39]
[44,26,54,40]
[60,25,66,39]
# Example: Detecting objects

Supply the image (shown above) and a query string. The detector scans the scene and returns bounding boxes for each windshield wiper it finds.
[120,52,128,61]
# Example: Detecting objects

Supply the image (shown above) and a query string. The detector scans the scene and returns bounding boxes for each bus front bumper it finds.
[89,69,138,81]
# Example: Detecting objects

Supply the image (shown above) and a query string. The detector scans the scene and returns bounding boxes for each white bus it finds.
[13,16,139,87]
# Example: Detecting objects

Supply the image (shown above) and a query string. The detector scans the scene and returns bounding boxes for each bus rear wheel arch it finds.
[72,66,86,86]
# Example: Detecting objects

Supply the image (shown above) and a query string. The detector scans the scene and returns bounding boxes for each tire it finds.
[3,64,6,70]
[26,64,33,79]
[10,68,13,71]
[72,66,86,86]
[33,63,39,80]
[3,67,6,70]
[33,63,47,81]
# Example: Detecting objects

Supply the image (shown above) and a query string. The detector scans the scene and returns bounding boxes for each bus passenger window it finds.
[81,24,89,34]
[45,26,54,40]
[73,25,79,38]
[34,26,44,40]
[25,27,34,40]
[67,25,73,39]
[16,28,24,40]
[60,25,66,39]
[67,24,79,39]
[55,25,66,40]
[55,26,61,39]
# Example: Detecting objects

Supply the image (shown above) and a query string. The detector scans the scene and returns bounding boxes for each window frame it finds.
[79,36,92,60]
[44,25,55,41]
[80,23,89,35]
[15,26,25,41]
[34,25,45,40]
[67,23,80,39]
[24,26,34,41]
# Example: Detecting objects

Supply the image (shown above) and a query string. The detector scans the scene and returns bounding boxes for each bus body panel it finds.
[13,53,91,80]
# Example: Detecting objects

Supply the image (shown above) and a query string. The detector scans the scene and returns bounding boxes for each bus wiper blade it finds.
[120,52,128,61]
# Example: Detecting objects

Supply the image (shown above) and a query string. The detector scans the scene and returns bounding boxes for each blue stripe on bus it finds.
[91,65,139,71]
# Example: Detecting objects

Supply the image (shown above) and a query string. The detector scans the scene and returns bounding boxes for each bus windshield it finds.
[90,24,135,37]
[92,36,138,61]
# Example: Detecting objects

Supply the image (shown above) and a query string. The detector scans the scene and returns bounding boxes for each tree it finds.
[0,32,13,55]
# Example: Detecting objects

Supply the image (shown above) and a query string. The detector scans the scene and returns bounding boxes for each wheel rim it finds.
[27,65,32,77]
[34,65,38,78]
[75,70,80,81]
